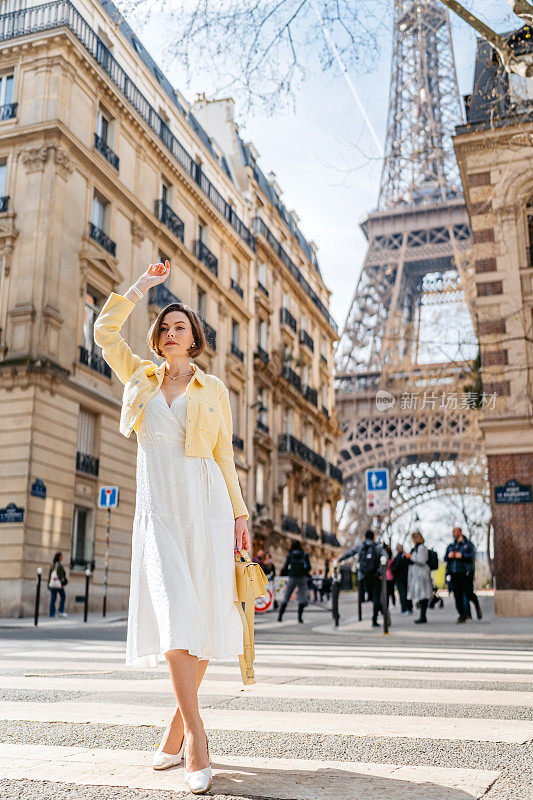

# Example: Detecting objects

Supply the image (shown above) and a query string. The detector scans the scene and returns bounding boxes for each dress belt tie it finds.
[199,457,214,504]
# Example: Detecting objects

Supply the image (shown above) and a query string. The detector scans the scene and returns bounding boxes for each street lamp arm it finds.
[437,0,529,77]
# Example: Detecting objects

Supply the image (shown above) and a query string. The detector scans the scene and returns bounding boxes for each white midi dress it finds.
[125,388,243,668]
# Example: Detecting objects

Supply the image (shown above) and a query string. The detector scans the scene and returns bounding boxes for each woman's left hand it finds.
[235,516,251,551]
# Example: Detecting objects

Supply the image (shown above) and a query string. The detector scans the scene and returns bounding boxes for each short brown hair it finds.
[147,302,206,359]
[412,531,425,546]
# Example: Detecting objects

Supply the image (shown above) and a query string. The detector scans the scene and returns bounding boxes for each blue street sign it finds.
[366,469,388,492]
[98,486,119,509]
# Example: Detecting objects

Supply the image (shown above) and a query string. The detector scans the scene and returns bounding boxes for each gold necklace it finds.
[165,366,193,381]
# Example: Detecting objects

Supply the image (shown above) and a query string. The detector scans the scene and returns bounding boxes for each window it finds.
[257,261,267,286]
[282,291,290,311]
[77,408,96,456]
[321,502,331,532]
[283,407,293,435]
[0,158,6,198]
[257,386,268,426]
[258,319,267,350]
[322,385,328,409]
[91,192,108,232]
[231,257,240,283]
[229,389,240,434]
[282,484,289,516]
[0,73,14,108]
[71,505,94,568]
[96,109,113,145]
[198,221,208,244]
[231,319,240,347]
[161,178,172,207]
[303,422,312,448]
[255,463,264,506]
[197,286,207,318]
[302,494,308,524]
[301,315,307,332]
[83,288,104,354]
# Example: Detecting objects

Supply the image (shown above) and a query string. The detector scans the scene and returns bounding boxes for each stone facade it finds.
[0,0,339,617]
[453,35,533,617]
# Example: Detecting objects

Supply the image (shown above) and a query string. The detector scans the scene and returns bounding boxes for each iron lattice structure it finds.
[335,0,486,540]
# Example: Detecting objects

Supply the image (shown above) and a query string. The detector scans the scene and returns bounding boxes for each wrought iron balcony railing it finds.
[0,102,17,120]
[0,1,253,248]
[282,515,301,534]
[322,404,329,418]
[232,434,244,450]
[300,329,314,351]
[89,222,116,256]
[255,345,269,363]
[280,306,297,332]
[148,283,180,307]
[256,419,269,433]
[303,385,318,407]
[201,318,217,351]
[257,280,269,297]
[195,240,218,276]
[278,433,327,474]
[304,523,319,541]
[320,353,328,365]
[79,345,111,378]
[230,277,244,299]
[230,342,244,362]
[94,133,119,170]
[328,462,343,484]
[281,364,301,392]
[0,196,9,213]
[321,530,341,547]
[254,217,337,333]
[155,199,184,242]
[76,451,99,476]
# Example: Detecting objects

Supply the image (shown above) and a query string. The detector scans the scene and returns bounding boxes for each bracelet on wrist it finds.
[129,284,144,299]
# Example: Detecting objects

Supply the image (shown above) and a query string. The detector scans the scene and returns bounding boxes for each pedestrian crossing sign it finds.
[365,469,390,515]
[366,469,388,492]
[98,486,119,508]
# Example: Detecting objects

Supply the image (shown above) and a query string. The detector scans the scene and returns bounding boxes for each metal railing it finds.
[304,523,319,541]
[195,240,218,276]
[254,217,337,332]
[94,133,119,170]
[230,277,244,298]
[148,283,180,307]
[89,222,116,256]
[300,329,314,351]
[328,462,343,484]
[0,196,8,213]
[79,345,111,378]
[303,385,318,407]
[0,1,253,248]
[230,342,244,362]
[281,364,301,392]
[155,199,184,242]
[280,306,297,332]
[201,319,217,351]
[282,514,301,534]
[278,433,327,473]
[256,419,269,433]
[255,345,269,363]
[232,433,244,450]
[76,451,99,476]
[321,530,341,547]
[0,102,17,120]
[257,280,269,297]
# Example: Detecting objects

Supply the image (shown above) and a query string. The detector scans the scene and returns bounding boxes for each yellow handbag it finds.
[234,549,268,686]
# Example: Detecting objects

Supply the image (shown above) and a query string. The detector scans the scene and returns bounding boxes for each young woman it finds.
[405,532,433,624]
[93,261,251,794]
[48,551,68,618]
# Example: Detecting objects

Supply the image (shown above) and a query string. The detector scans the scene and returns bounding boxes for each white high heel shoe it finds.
[183,736,212,794]
[152,723,185,770]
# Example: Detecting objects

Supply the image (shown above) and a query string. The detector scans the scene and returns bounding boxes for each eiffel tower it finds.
[335,0,486,538]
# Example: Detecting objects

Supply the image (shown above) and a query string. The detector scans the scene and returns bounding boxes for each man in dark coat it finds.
[444,527,480,623]
[391,543,413,614]
[337,530,385,628]
[278,541,311,623]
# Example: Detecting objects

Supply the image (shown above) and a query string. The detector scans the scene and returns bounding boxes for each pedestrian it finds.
[405,532,433,624]
[48,551,68,618]
[93,261,251,794]
[262,552,278,610]
[384,544,396,607]
[253,548,266,571]
[277,540,311,623]
[391,543,412,614]
[309,570,320,602]
[337,530,384,628]
[444,526,481,623]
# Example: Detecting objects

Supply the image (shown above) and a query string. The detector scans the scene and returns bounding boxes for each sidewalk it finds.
[0,611,128,629]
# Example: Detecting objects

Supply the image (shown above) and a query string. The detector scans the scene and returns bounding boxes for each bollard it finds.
[34,567,42,626]
[380,554,390,635]
[358,579,363,621]
[83,568,91,622]
[331,567,340,627]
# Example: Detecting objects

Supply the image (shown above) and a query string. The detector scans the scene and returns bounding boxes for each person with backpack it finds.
[405,532,433,624]
[444,526,480,623]
[48,551,69,618]
[337,530,385,628]
[277,540,311,623]
[390,543,412,614]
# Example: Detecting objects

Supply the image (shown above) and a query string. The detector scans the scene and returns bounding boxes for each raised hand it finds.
[140,260,171,287]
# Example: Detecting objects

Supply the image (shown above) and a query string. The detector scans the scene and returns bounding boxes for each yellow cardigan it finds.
[93,292,249,521]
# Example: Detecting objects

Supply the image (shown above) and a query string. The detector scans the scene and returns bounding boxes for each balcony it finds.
[281,364,301,392]
[255,345,269,363]
[0,196,9,213]
[230,277,244,299]
[76,451,99,476]
[300,329,314,352]
[257,281,269,297]
[278,433,327,473]
[195,240,218,277]
[201,318,217,351]
[322,529,341,547]
[320,353,328,366]
[89,222,116,256]
[328,462,343,484]
[148,284,181,308]
[254,216,337,333]
[79,345,111,378]
[303,385,318,407]
[282,515,301,534]
[94,133,119,170]
[0,102,17,121]
[230,342,244,362]
[322,405,329,418]
[155,199,184,242]
[256,419,269,433]
[280,307,297,332]
[304,523,319,541]
[232,433,244,450]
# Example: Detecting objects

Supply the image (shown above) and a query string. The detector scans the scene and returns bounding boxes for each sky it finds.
[127,0,518,334]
